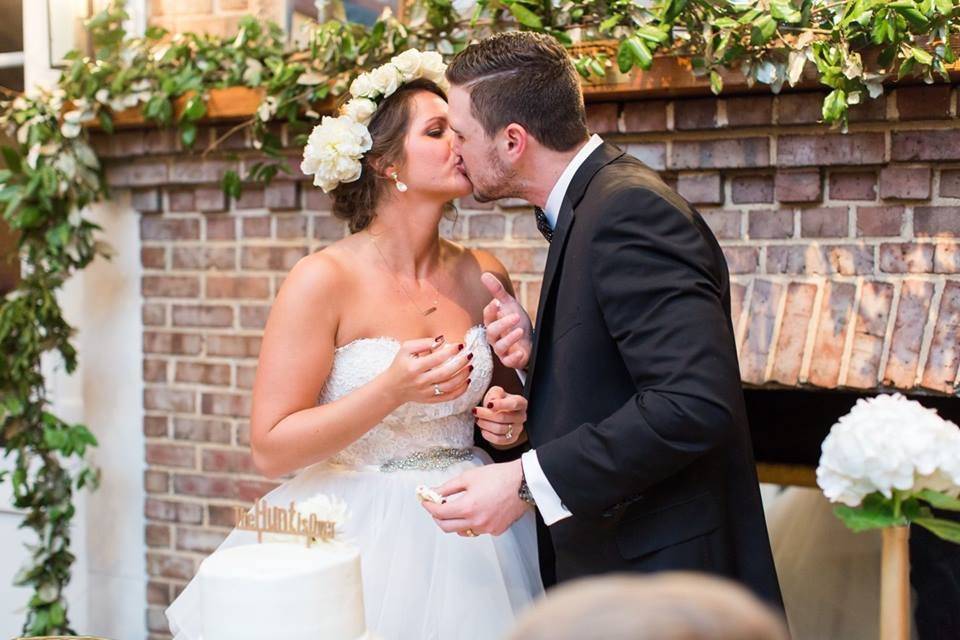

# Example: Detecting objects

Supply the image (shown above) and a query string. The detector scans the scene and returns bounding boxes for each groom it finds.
[422,31,782,606]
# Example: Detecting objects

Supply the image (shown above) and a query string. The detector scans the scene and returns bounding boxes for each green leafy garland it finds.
[0,0,956,635]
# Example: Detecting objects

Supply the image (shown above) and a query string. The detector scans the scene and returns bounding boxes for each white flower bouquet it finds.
[817,393,960,541]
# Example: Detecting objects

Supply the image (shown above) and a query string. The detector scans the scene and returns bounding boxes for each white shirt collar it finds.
[542,134,604,229]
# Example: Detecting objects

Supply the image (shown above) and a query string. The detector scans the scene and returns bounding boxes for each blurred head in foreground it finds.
[507,572,789,640]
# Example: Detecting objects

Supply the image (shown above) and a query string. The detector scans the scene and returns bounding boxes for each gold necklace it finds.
[370,237,441,316]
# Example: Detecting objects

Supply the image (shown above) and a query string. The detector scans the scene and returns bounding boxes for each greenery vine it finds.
[0,0,956,635]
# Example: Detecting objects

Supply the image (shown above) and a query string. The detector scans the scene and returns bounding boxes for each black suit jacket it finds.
[523,142,782,606]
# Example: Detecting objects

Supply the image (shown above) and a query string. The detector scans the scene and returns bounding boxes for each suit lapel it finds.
[523,142,626,398]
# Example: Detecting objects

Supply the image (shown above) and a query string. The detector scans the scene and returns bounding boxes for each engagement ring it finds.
[433,384,443,396]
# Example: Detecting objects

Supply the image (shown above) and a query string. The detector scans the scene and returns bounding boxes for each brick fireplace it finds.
[89,79,960,637]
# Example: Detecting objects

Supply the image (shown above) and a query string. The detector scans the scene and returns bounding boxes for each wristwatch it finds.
[518,468,537,507]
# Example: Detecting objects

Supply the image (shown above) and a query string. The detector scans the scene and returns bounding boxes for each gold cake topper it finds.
[234,499,337,547]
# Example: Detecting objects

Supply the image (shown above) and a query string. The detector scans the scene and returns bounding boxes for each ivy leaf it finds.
[889,1,930,29]
[833,493,903,532]
[751,15,777,46]
[822,88,847,123]
[709,70,723,94]
[1,146,22,174]
[181,94,207,122]
[636,25,669,45]
[917,490,960,512]
[98,110,114,134]
[600,15,621,34]
[180,123,197,148]
[770,0,801,23]
[617,40,634,74]
[910,47,933,66]
[222,169,242,199]
[914,517,960,543]
[507,2,542,29]
[626,37,653,70]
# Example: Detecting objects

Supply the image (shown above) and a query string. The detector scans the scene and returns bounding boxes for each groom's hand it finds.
[474,386,526,447]
[481,272,532,370]
[421,460,529,536]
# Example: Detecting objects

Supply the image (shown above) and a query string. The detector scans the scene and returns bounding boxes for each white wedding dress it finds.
[165,324,543,640]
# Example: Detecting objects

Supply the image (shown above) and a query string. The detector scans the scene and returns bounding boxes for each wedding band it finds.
[433,384,443,396]
[465,529,477,537]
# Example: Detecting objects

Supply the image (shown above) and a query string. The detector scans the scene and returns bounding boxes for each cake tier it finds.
[199,542,366,640]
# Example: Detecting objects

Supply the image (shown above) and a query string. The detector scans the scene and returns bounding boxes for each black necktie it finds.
[535,207,553,242]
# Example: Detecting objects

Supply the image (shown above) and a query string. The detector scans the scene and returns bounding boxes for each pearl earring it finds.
[391,171,408,192]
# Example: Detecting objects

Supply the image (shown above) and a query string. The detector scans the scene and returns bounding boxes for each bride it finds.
[165,52,543,639]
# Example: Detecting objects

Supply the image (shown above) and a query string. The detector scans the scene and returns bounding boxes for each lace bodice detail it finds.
[318,325,493,467]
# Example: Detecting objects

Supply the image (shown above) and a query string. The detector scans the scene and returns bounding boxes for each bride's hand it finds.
[473,386,526,447]
[383,337,474,405]
[481,272,532,370]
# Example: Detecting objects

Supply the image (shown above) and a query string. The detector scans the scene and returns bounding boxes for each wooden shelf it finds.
[79,42,960,128]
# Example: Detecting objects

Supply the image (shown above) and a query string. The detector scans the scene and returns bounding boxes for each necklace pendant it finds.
[422,306,437,316]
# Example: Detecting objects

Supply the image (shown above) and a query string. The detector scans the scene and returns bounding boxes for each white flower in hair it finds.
[349,72,378,99]
[391,49,423,81]
[300,115,372,193]
[341,98,377,126]
[816,393,960,507]
[419,51,448,87]
[369,63,403,98]
[304,49,448,193]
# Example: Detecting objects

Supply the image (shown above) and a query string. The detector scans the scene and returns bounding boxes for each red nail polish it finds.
[467,353,474,361]
[487,402,493,409]
[472,407,477,415]
[458,344,464,351]
[466,378,472,385]
[468,365,474,372]
[435,335,444,342]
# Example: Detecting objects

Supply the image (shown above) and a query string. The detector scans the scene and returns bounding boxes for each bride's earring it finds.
[391,171,408,193]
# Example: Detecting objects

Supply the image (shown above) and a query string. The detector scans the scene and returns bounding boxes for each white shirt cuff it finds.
[516,368,527,385]
[521,450,572,525]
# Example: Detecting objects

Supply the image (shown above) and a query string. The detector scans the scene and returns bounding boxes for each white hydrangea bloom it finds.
[300,115,372,193]
[817,393,960,507]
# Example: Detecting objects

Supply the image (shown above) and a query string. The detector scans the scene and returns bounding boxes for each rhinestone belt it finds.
[378,447,474,472]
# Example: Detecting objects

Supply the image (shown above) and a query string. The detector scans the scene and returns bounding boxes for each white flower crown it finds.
[300,49,448,193]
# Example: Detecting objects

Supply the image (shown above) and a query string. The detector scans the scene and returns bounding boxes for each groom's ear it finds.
[501,123,528,161]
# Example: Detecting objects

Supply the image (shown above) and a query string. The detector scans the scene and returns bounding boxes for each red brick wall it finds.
[92,82,960,638]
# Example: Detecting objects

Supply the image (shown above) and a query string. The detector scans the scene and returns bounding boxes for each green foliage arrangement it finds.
[0,0,956,634]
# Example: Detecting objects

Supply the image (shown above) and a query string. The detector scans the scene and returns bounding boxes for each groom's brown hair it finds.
[446,32,588,151]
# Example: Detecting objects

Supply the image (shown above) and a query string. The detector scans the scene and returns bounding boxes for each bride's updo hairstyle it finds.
[332,78,447,233]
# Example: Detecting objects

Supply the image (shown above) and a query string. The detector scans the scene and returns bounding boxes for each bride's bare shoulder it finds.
[279,243,353,304]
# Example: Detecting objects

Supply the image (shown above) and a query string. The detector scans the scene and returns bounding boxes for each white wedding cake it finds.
[197,541,368,640]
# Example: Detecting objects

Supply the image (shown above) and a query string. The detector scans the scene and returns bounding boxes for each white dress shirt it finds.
[519,134,604,525]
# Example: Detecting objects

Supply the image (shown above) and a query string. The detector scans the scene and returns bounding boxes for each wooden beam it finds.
[756,462,818,488]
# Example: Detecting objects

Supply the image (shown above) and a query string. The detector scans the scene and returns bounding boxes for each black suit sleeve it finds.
[535,188,744,518]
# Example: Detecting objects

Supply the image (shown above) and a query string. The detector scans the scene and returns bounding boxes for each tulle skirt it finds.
[165,447,544,640]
